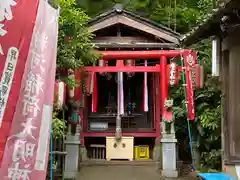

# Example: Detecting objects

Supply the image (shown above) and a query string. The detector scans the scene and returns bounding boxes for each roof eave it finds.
[182,0,237,46]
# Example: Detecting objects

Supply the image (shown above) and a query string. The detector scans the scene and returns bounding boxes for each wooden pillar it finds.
[152,72,156,129]
[160,56,168,120]
[155,71,161,142]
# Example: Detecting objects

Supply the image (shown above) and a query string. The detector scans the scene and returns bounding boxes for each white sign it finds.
[169,63,177,86]
[34,105,52,171]
[0,47,19,127]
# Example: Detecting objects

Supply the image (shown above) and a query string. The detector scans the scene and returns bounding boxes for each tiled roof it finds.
[182,0,235,45]
[88,4,180,38]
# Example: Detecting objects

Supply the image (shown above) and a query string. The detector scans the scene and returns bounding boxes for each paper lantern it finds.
[54,80,66,109]
[167,62,179,86]
[98,59,107,76]
[125,59,135,77]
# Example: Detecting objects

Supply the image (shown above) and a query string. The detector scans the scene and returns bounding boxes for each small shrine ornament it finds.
[186,54,194,67]
[125,59,135,77]
[162,99,174,122]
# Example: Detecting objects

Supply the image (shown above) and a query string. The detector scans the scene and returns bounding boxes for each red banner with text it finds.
[0,0,39,162]
[0,0,59,179]
[183,50,197,120]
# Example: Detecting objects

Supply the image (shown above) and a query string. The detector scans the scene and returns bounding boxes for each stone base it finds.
[64,171,78,180]
[161,133,176,139]
[161,169,178,178]
[161,137,178,178]
[64,135,81,179]
[80,146,88,162]
[153,145,161,162]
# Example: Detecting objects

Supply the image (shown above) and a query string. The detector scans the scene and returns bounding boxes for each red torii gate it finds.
[58,49,202,144]
[81,50,199,139]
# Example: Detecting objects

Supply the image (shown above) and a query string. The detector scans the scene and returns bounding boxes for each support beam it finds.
[61,66,182,73]
[98,50,183,59]
[81,132,158,138]
[85,66,160,72]
[94,42,177,49]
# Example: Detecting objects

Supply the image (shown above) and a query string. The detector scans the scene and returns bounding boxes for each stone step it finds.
[80,159,160,167]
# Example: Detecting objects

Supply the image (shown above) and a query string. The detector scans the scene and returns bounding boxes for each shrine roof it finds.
[88,4,181,44]
[182,0,238,46]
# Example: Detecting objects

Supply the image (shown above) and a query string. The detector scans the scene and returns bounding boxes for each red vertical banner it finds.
[0,0,39,161]
[182,50,197,120]
[91,72,97,112]
[160,56,167,113]
[74,71,82,102]
[0,0,59,179]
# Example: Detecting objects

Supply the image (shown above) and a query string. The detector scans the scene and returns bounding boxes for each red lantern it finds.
[54,80,66,109]
[98,59,107,76]
[65,35,71,42]
[67,70,83,104]
[167,62,179,86]
[67,69,75,100]
[125,59,135,77]
[191,64,204,89]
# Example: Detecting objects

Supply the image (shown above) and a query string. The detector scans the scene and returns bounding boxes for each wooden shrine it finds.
[58,5,202,170]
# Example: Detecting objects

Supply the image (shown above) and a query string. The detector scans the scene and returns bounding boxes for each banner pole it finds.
[50,129,53,180]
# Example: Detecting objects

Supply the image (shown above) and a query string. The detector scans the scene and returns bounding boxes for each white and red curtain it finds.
[0,0,59,179]
[119,72,124,115]
[143,60,148,112]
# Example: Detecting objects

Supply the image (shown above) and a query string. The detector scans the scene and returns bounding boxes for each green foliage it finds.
[50,0,98,137]
[57,0,97,69]
[150,4,198,33]
[52,109,66,138]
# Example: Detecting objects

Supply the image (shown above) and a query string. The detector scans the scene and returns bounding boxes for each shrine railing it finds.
[46,137,67,180]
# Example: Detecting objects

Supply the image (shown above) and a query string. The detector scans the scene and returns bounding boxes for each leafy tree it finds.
[57,0,96,69]
[50,0,97,137]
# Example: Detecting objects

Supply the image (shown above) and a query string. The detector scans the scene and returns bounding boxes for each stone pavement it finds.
[78,165,161,180]
[77,160,196,180]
